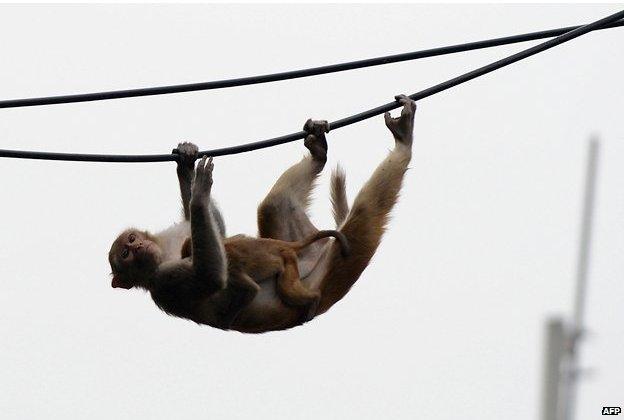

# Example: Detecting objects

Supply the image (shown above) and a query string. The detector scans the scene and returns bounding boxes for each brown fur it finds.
[247,96,415,327]
[317,147,410,313]
[181,230,349,318]
[109,101,415,333]
[330,165,349,227]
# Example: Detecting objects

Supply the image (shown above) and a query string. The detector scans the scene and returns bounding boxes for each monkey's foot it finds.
[299,295,321,325]
[384,94,416,147]
[174,141,199,168]
[303,119,330,162]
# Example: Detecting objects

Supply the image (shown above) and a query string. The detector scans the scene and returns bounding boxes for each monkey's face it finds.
[108,229,163,289]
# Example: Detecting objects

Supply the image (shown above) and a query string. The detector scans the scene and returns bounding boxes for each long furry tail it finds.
[330,165,349,227]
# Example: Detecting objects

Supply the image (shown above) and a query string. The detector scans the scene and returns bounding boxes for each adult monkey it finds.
[233,94,416,332]
[109,95,415,333]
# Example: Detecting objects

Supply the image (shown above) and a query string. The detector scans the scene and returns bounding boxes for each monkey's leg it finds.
[315,96,416,314]
[276,249,320,322]
[257,120,329,241]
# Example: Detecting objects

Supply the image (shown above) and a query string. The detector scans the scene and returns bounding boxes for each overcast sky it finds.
[0,4,622,420]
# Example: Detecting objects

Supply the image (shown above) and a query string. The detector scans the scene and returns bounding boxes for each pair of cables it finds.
[0,9,623,163]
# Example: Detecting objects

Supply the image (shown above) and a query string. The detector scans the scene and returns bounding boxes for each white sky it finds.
[0,4,622,420]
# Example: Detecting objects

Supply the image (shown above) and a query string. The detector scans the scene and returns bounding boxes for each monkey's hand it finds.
[174,142,199,174]
[175,142,200,221]
[191,156,214,204]
[384,94,417,146]
[303,119,330,162]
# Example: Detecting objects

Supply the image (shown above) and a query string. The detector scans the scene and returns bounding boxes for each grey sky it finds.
[0,4,622,420]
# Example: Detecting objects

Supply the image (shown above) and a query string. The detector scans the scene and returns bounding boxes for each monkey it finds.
[108,95,415,332]
[180,226,350,321]
[108,122,350,328]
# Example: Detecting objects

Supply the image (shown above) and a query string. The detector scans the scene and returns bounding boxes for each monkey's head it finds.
[108,229,163,290]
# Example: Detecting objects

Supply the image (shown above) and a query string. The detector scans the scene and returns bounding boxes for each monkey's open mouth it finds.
[111,277,132,289]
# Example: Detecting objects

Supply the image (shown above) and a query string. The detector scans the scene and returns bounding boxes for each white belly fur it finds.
[156,221,191,262]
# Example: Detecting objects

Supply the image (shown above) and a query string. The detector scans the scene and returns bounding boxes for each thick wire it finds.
[1,19,623,109]
[1,9,623,163]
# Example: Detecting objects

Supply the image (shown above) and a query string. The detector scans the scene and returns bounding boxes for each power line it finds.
[0,19,622,110]
[1,9,623,163]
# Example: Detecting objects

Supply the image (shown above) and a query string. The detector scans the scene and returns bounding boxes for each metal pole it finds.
[563,138,600,420]
[541,318,566,420]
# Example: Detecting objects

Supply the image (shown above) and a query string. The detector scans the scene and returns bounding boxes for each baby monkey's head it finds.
[109,229,163,290]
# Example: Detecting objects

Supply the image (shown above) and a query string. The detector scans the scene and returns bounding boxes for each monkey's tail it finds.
[330,165,349,227]
[293,230,350,258]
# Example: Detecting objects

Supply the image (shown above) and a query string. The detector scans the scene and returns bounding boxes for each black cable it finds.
[1,9,622,163]
[0,19,622,110]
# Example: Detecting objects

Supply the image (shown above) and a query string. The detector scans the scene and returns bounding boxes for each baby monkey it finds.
[181,168,350,322]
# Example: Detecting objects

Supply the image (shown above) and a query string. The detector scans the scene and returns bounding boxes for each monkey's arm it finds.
[174,142,198,221]
[190,156,227,292]
[175,142,226,236]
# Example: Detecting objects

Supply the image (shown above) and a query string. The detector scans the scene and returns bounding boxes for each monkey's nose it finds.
[130,243,144,253]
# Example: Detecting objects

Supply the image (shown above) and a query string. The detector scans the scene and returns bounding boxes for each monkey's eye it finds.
[122,248,130,259]
[128,234,136,243]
